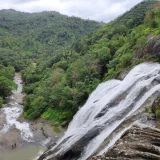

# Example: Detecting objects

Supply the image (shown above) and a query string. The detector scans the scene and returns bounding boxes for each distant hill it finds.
[0,9,102,58]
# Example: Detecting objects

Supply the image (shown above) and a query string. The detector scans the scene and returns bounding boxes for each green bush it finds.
[120,54,132,68]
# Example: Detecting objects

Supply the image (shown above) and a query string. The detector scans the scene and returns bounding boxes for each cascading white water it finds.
[42,62,160,160]
[1,107,33,142]
[0,74,33,142]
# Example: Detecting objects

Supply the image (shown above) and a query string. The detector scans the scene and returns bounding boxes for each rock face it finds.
[91,96,160,160]
[136,37,160,58]
[90,125,160,160]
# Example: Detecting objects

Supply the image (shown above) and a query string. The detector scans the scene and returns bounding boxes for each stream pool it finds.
[0,143,46,160]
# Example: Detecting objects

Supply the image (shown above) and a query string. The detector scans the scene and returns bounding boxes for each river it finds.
[0,73,47,160]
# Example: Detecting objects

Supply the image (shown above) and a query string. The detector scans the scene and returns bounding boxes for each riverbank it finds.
[0,73,65,159]
[17,114,66,147]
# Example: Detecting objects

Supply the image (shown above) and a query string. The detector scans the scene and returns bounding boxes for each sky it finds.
[0,0,143,22]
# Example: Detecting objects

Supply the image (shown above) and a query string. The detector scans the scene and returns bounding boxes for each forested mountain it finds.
[0,0,159,127]
[0,9,102,58]
[0,9,102,110]
[73,0,157,80]
[20,0,159,126]
[0,64,17,107]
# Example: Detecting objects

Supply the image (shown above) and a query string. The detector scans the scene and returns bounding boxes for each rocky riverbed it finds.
[0,73,65,160]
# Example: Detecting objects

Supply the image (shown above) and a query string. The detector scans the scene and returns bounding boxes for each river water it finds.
[0,73,46,160]
[0,144,45,160]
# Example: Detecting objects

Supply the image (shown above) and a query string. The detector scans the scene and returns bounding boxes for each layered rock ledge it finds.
[90,125,160,160]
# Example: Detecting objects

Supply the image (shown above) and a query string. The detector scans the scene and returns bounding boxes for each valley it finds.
[0,0,160,160]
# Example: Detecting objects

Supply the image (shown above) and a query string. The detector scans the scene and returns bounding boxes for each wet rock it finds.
[14,93,25,105]
[90,125,160,160]
[118,70,129,80]
[38,126,102,160]
[61,121,68,127]
[0,112,5,130]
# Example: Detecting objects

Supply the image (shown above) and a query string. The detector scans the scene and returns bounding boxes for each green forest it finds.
[0,64,17,106]
[0,0,160,126]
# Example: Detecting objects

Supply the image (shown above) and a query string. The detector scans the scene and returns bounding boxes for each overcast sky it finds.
[0,0,143,22]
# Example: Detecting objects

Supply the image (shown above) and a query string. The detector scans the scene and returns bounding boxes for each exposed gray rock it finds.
[90,125,160,160]
[136,37,160,58]
[118,70,129,80]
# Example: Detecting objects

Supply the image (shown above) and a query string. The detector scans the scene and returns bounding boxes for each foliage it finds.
[0,58,17,103]
[0,64,15,79]
[23,53,100,123]
[0,48,26,71]
[22,0,159,124]
[1,1,159,125]
[0,74,17,99]
[42,108,73,124]
[0,9,102,59]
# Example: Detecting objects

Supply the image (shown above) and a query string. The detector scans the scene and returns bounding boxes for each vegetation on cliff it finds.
[0,64,17,106]
[22,1,159,124]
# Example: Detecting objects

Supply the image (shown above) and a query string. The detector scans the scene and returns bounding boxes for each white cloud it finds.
[0,0,143,22]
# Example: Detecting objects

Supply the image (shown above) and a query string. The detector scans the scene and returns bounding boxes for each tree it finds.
[0,76,17,98]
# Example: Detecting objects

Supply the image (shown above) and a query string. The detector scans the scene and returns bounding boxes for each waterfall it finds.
[40,62,160,160]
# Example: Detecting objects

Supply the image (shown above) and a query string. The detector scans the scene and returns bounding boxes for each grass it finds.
[41,108,73,125]
[53,126,61,133]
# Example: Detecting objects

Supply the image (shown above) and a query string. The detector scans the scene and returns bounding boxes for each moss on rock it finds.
[152,96,160,118]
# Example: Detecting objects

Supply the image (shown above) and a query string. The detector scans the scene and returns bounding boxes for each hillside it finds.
[21,0,159,126]
[73,0,157,80]
[0,9,102,58]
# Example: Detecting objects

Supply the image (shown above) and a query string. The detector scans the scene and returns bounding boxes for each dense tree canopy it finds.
[0,9,102,59]
[0,9,102,112]
[0,48,26,71]
[0,65,17,106]
[21,1,158,125]
[0,0,159,126]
